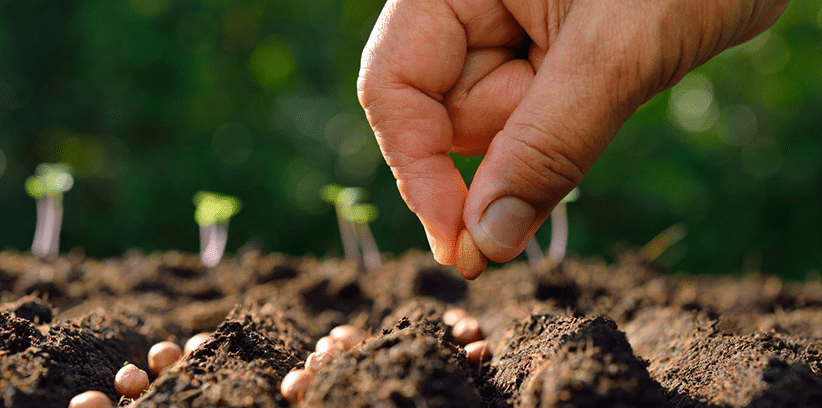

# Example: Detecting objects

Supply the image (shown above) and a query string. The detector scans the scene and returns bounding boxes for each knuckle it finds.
[504,126,585,202]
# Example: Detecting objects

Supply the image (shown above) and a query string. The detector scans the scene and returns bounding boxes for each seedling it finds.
[523,188,580,270]
[24,163,74,260]
[193,191,241,268]
[321,185,381,271]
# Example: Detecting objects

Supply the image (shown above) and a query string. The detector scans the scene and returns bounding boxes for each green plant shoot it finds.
[25,163,74,260]
[193,191,241,267]
[321,184,381,271]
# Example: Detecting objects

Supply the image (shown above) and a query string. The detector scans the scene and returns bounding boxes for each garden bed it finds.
[2,248,821,407]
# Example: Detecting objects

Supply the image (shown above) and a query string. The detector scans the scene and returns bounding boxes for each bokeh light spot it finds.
[668,74,718,133]
[212,122,253,165]
[744,30,790,75]
[249,38,294,90]
[715,105,758,147]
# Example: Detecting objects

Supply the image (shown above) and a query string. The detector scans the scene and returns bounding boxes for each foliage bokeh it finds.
[0,0,820,279]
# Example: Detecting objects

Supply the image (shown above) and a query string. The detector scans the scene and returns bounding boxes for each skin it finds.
[358,0,790,278]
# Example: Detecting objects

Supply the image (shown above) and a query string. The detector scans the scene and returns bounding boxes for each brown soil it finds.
[1,248,821,407]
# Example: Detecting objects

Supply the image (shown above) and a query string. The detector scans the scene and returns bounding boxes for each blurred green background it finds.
[0,0,820,279]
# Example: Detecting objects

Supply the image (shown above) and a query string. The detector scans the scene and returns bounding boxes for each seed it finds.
[280,368,315,404]
[148,341,183,375]
[305,351,335,373]
[184,332,211,355]
[451,316,483,345]
[68,390,112,408]
[315,335,344,356]
[456,229,487,280]
[328,325,366,350]
[114,363,149,399]
[442,308,467,326]
[465,340,491,363]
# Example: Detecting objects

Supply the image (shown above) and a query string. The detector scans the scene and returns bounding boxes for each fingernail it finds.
[475,197,536,254]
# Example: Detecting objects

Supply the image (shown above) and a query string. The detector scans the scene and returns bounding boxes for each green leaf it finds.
[25,163,74,198]
[193,191,242,225]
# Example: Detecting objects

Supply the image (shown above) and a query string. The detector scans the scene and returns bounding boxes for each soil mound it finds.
[1,249,821,407]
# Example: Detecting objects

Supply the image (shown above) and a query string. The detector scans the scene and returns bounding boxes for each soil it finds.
[1,247,821,408]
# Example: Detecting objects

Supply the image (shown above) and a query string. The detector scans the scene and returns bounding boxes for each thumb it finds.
[463,26,651,263]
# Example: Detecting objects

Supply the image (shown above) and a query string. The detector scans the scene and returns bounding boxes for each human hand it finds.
[357,0,789,279]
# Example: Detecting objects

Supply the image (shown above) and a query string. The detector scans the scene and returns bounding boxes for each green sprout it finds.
[193,191,241,267]
[524,188,580,270]
[321,184,381,271]
[25,163,74,260]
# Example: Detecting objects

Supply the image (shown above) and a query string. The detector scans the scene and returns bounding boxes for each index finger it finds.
[357,0,469,265]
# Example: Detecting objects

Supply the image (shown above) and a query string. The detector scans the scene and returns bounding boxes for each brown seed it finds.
[328,325,366,350]
[280,368,315,404]
[184,332,211,355]
[465,340,491,363]
[68,390,112,408]
[148,341,183,375]
[315,335,344,355]
[456,229,487,280]
[305,351,335,373]
[114,363,149,399]
[442,308,467,326]
[451,316,483,345]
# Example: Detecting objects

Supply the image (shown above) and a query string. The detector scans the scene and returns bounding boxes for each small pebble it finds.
[68,390,112,408]
[280,368,315,404]
[184,332,211,355]
[148,341,183,375]
[451,316,484,345]
[305,351,335,373]
[328,325,366,350]
[442,308,466,326]
[464,340,491,363]
[114,364,149,399]
[315,335,345,356]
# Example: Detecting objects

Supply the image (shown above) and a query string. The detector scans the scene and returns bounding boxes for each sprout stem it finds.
[336,206,362,265]
[547,187,579,264]
[547,203,569,263]
[356,222,381,271]
[524,236,545,271]
[32,195,62,260]
[26,163,73,260]
[193,191,241,268]
[322,185,380,271]
[199,222,229,268]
